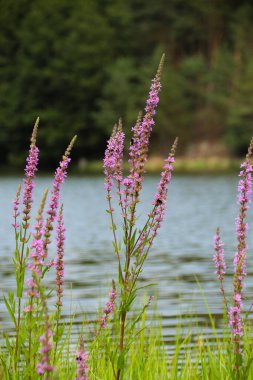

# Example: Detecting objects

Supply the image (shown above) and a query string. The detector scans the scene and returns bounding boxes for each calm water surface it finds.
[1,174,253,348]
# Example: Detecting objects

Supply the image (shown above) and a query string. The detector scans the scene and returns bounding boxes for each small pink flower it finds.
[234,293,243,308]
[24,305,33,313]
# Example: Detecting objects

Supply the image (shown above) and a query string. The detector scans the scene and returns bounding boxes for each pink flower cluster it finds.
[228,305,243,337]
[100,285,117,328]
[37,303,54,376]
[43,156,71,254]
[233,161,253,289]
[103,58,165,217]
[22,144,39,227]
[149,145,177,239]
[55,206,65,307]
[76,336,89,380]
[229,158,252,339]
[24,144,39,178]
[12,184,21,229]
[28,216,45,279]
[25,191,48,305]
[237,161,253,208]
[122,66,163,207]
[103,122,125,192]
[37,327,54,375]
[213,228,226,281]
[42,136,75,258]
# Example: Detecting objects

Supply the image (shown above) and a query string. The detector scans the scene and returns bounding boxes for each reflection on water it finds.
[1,174,253,346]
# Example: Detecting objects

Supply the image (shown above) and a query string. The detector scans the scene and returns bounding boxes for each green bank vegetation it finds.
[1,0,253,169]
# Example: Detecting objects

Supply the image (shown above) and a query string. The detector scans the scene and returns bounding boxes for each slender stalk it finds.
[116,311,126,380]
[117,181,129,253]
[53,308,61,364]
[107,191,123,280]
[54,205,65,363]
[15,226,28,369]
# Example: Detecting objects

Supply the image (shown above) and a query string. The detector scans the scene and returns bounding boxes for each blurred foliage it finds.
[0,0,253,168]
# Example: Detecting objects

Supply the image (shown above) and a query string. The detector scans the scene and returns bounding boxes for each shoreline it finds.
[0,157,243,176]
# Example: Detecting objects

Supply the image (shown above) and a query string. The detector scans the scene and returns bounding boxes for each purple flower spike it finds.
[212,227,228,308]
[22,118,39,229]
[76,335,89,380]
[100,281,117,328]
[123,56,165,206]
[55,205,65,307]
[213,227,226,281]
[12,184,22,229]
[37,300,54,376]
[150,138,177,238]
[26,189,48,301]
[234,141,253,293]
[43,136,76,256]
[228,306,243,337]
[103,119,125,193]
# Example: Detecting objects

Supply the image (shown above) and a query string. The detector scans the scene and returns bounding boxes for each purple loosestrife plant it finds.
[24,138,74,376]
[103,56,177,380]
[12,119,40,367]
[213,137,253,372]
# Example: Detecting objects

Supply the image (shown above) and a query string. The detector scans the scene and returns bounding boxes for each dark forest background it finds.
[0,0,253,169]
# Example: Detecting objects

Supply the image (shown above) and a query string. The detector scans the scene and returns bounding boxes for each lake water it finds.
[1,174,253,349]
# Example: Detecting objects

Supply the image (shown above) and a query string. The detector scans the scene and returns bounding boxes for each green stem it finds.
[53,307,61,363]
[107,191,123,281]
[15,225,28,369]
[116,311,126,380]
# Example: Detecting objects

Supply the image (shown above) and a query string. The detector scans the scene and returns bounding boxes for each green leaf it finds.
[129,228,137,251]
[125,291,137,311]
[25,246,30,258]
[118,262,124,288]
[3,296,17,328]
[135,283,157,292]
[113,241,119,254]
[117,351,125,371]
